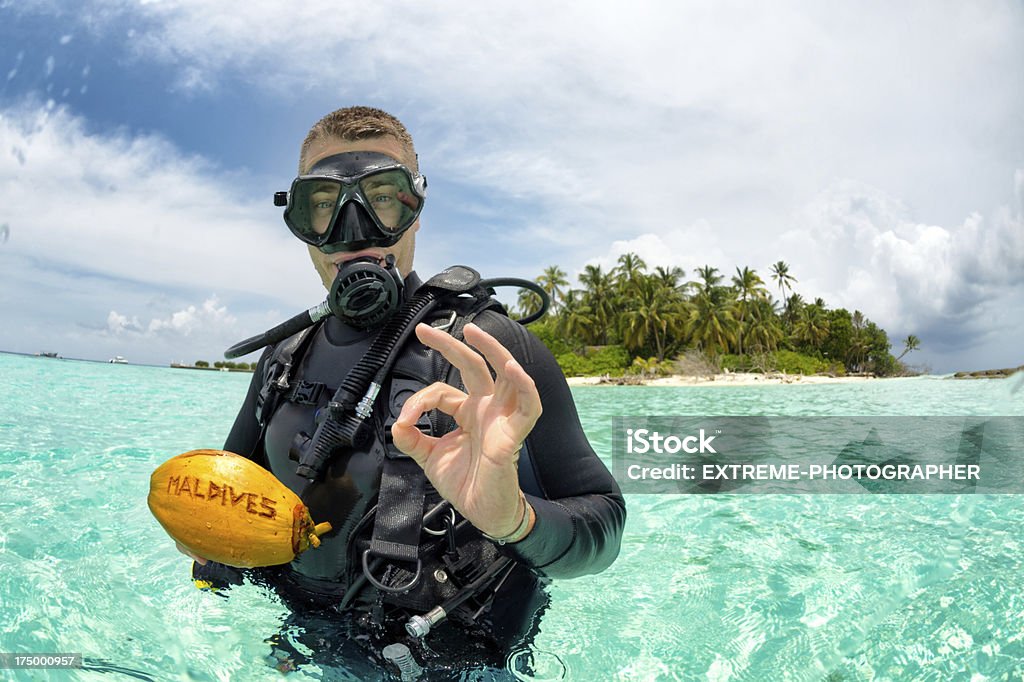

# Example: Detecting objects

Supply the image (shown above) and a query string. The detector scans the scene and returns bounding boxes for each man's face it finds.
[301,135,420,289]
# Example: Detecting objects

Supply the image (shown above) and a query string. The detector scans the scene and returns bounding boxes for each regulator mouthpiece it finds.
[328,254,403,330]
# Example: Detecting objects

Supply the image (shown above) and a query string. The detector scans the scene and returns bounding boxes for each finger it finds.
[502,358,543,433]
[464,323,536,409]
[391,419,442,464]
[397,191,418,209]
[415,323,494,395]
[395,381,467,424]
[462,323,515,383]
[393,382,468,463]
[460,320,541,411]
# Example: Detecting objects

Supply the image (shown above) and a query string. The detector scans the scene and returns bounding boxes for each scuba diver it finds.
[176,106,625,679]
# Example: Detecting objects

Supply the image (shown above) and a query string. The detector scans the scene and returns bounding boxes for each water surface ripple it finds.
[1,354,1021,680]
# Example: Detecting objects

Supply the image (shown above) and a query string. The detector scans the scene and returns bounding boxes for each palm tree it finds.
[847,331,870,372]
[556,290,595,346]
[793,304,830,351]
[654,265,686,292]
[614,253,647,292]
[536,265,569,312]
[687,290,737,358]
[578,264,607,292]
[578,264,617,344]
[620,276,688,361]
[745,299,783,353]
[691,265,723,297]
[783,292,804,330]
[517,286,544,318]
[896,334,921,361]
[852,310,865,330]
[731,266,767,355]
[770,261,797,303]
[631,356,662,378]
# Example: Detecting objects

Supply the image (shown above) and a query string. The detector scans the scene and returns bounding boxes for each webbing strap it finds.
[368,454,426,564]
[256,321,323,426]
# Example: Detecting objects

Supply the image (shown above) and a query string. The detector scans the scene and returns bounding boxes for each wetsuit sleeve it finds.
[473,312,626,579]
[223,348,272,461]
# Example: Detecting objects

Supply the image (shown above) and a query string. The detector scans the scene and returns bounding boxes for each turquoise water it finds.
[1,353,1022,681]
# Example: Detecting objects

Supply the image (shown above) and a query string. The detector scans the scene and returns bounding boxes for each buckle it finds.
[290,380,325,405]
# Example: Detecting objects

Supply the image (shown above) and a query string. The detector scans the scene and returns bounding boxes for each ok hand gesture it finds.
[391,322,542,540]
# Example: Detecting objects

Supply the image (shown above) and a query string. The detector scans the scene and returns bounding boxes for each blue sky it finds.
[1,1,1021,372]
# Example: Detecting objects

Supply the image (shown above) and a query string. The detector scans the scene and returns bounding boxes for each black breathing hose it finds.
[479,278,549,325]
[224,300,332,359]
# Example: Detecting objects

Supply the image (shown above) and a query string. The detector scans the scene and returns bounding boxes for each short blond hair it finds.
[299,106,418,173]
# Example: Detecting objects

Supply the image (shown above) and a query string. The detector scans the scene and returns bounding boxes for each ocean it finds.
[1,352,1022,681]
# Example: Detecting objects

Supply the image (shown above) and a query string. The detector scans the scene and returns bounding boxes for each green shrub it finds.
[718,354,748,372]
[718,351,834,375]
[529,320,574,357]
[772,350,831,375]
[556,345,630,376]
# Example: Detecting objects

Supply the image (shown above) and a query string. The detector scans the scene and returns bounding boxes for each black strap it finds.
[362,451,427,593]
[370,454,427,564]
[255,320,323,426]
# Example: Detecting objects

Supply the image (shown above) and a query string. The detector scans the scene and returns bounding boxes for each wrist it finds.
[481,491,533,545]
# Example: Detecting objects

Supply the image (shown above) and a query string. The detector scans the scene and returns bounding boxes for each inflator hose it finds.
[224,301,331,359]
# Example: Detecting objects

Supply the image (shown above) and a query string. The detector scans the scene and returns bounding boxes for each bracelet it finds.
[481,491,532,545]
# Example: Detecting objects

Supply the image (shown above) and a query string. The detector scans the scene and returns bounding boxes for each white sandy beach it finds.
[565,372,879,387]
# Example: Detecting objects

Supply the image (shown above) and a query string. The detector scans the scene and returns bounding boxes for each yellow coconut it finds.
[148,449,331,568]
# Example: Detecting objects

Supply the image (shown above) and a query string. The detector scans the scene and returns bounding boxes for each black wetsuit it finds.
[220,272,626,676]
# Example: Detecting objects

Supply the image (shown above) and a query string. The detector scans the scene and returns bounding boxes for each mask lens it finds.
[284,164,423,247]
[288,179,344,243]
[358,169,421,233]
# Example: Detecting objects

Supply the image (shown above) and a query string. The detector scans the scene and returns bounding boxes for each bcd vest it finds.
[252,296,544,640]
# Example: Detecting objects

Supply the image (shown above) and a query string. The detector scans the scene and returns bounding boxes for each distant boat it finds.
[37,351,61,358]
[109,356,128,364]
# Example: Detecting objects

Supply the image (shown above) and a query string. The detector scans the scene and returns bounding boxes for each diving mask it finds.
[275,151,427,254]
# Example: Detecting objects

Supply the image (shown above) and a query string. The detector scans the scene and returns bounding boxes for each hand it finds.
[391,322,542,539]
[175,540,208,565]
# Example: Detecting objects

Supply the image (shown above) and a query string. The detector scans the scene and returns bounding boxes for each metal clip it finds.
[431,311,457,333]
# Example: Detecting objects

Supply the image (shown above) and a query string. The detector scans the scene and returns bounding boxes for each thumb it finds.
[391,420,433,466]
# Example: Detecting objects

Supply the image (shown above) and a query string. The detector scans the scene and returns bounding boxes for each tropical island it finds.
[513,254,922,385]
[171,360,256,373]
[169,255,929,385]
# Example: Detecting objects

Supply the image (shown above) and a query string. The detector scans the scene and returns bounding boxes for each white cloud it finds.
[87,1,1020,222]
[5,1,1024,370]
[0,101,320,302]
[0,101,325,364]
[780,175,1024,356]
[585,170,1024,370]
[106,310,141,334]
[146,296,234,336]
[585,220,732,282]
[107,296,235,338]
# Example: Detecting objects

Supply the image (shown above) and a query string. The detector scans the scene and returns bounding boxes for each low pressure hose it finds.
[224,300,332,359]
